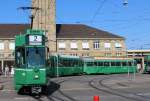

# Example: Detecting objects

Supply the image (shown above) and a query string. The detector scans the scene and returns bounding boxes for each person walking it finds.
[10,66,14,76]
[5,65,9,77]
[0,67,2,75]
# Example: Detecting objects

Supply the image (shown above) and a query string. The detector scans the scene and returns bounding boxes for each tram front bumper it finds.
[14,68,47,85]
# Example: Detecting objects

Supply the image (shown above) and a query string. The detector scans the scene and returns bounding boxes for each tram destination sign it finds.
[28,35,42,45]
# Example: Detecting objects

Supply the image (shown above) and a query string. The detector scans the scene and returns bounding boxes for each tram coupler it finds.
[31,86,42,94]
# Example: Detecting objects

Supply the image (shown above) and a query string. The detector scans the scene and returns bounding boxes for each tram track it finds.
[48,77,79,101]
[47,95,65,101]
[57,77,79,101]
[99,77,150,100]
[32,77,73,101]
[39,75,150,101]
[88,76,150,101]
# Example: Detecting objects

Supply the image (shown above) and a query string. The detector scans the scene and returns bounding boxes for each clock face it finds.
[29,35,42,45]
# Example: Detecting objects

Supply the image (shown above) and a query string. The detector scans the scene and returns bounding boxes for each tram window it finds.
[94,62,97,66]
[63,61,70,67]
[16,51,21,66]
[72,61,78,67]
[116,62,121,66]
[26,48,45,67]
[122,62,127,66]
[65,60,78,67]
[58,61,63,67]
[97,62,103,66]
[128,62,132,66]
[148,62,150,65]
[16,48,25,67]
[111,62,116,66]
[51,59,55,67]
[104,62,110,66]
[87,62,93,66]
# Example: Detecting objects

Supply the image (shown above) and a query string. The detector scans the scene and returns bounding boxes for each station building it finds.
[0,24,29,70]
[56,24,126,57]
[127,50,150,72]
[0,24,126,70]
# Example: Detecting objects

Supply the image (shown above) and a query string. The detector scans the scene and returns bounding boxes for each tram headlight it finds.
[22,72,26,76]
[34,75,39,79]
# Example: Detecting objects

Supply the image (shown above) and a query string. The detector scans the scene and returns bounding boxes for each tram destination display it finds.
[28,35,42,45]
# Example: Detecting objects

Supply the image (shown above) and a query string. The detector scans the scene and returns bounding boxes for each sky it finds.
[0,0,150,50]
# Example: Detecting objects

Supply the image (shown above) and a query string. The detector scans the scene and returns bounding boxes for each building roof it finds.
[56,24,124,39]
[0,24,124,39]
[0,24,30,38]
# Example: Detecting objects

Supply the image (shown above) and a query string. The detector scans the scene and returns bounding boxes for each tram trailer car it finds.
[49,55,137,76]
[14,29,50,94]
[83,58,137,74]
[144,55,150,73]
[49,55,83,77]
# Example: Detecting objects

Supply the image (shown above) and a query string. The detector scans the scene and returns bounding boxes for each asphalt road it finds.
[1,74,150,101]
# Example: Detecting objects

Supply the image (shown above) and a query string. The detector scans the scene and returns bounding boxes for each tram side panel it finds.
[83,59,137,75]
[49,55,83,77]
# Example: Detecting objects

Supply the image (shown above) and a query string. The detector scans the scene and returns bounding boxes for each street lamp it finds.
[56,54,59,77]
[123,0,128,6]
[18,7,41,29]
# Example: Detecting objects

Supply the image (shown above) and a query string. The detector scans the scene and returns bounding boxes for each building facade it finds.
[56,24,126,57]
[0,39,14,71]
[0,24,29,71]
[127,50,150,72]
[0,24,126,70]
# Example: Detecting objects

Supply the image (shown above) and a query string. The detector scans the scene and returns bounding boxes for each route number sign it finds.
[29,35,42,45]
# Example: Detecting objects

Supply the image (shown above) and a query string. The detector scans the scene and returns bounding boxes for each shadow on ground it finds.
[46,81,60,95]
[33,81,60,101]
[18,82,60,96]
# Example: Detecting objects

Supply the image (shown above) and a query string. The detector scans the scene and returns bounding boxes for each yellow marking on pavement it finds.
[1,89,15,92]
[61,87,94,91]
[15,97,33,100]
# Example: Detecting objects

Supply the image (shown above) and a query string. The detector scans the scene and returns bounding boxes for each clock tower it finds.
[32,0,56,52]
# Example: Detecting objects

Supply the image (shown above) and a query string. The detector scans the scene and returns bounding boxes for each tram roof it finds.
[83,57,135,62]
[84,59,134,62]
[59,55,80,59]
[50,54,81,60]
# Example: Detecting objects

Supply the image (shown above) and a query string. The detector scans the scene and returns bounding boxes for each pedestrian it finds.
[9,66,11,75]
[5,65,9,77]
[0,67,2,75]
[10,66,14,75]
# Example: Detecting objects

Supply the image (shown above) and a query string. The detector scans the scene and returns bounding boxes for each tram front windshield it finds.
[26,47,45,68]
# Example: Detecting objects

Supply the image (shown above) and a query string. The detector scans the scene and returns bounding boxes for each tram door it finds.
[135,59,143,73]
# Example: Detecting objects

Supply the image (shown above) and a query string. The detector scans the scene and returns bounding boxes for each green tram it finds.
[49,55,137,76]
[14,29,50,94]
[83,58,137,74]
[49,54,83,77]
[144,55,150,73]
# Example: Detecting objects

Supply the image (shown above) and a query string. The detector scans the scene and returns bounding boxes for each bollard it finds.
[94,96,100,101]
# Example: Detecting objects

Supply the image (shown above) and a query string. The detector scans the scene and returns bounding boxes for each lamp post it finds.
[123,0,128,6]
[56,54,59,77]
[140,44,150,73]
[18,7,41,29]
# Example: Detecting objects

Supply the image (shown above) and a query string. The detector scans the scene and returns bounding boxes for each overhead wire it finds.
[90,0,107,23]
